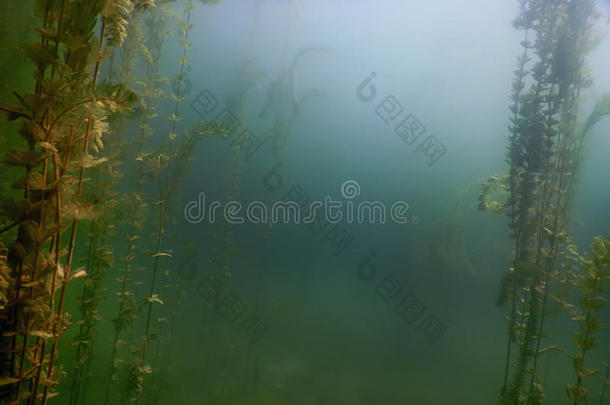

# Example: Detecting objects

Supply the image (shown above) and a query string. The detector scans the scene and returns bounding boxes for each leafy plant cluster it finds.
[0,0,227,404]
[478,0,610,404]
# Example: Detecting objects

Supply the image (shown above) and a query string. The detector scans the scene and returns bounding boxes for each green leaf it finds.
[24,40,58,66]
[4,150,49,167]
[0,376,19,386]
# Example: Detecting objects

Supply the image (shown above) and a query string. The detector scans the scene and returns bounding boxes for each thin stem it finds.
[41,118,91,405]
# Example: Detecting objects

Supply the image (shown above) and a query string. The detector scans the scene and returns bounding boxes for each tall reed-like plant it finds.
[0,1,136,404]
[480,1,609,404]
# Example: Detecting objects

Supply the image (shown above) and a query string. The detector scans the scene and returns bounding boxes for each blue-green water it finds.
[1,1,609,404]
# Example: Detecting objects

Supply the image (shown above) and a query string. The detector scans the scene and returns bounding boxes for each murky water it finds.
[1,1,609,404]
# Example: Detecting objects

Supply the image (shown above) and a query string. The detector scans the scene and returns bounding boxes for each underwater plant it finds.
[101,6,156,403]
[599,352,610,404]
[479,0,610,404]
[259,46,331,162]
[566,235,610,404]
[68,181,118,405]
[67,3,142,405]
[0,0,136,403]
[111,3,173,403]
[141,121,228,405]
[117,2,225,403]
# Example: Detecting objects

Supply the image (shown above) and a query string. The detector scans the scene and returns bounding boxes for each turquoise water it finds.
[0,0,609,404]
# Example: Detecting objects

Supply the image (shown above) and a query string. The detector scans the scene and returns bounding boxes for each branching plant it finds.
[0,1,136,404]
[566,236,610,404]
[479,1,610,404]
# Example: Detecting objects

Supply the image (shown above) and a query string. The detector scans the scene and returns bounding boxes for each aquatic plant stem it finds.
[24,2,68,398]
[134,4,197,402]
[102,12,145,404]
[501,23,530,397]
[8,0,53,393]
[599,354,609,405]
[164,0,193,187]
[28,132,68,405]
[15,78,59,402]
[93,16,108,88]
[40,117,91,405]
[120,7,169,403]
[68,11,112,400]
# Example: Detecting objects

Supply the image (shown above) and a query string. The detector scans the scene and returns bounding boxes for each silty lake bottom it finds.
[0,0,610,404]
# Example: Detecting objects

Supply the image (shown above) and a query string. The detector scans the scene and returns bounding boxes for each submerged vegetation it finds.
[0,0,225,403]
[0,0,608,404]
[478,0,610,404]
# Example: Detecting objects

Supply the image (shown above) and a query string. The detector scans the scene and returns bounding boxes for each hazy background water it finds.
[45,0,610,403]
